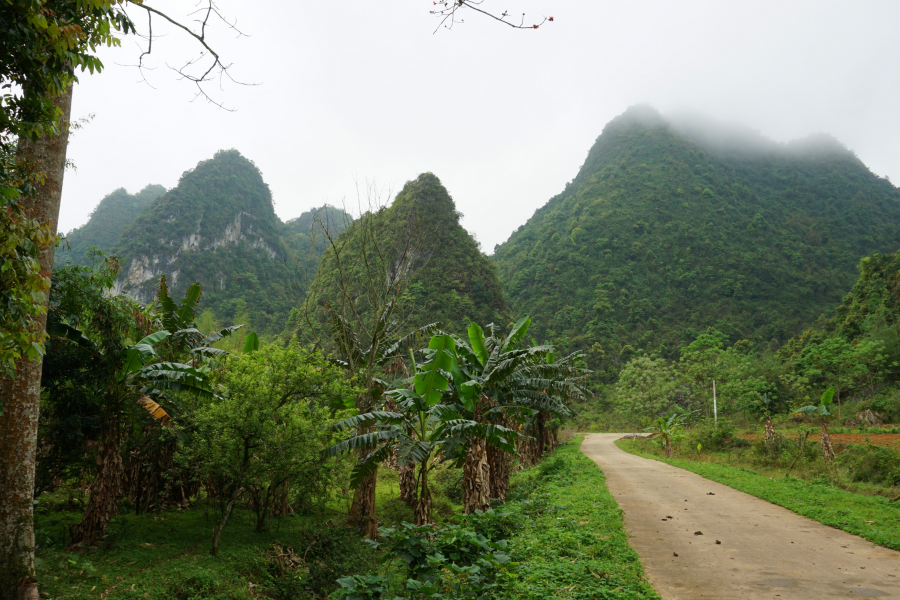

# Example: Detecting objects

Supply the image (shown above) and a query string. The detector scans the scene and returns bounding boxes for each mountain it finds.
[492,105,900,375]
[281,205,353,266]
[57,184,166,267]
[114,150,293,332]
[307,173,508,337]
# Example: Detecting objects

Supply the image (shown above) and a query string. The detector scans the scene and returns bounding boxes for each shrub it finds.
[688,419,735,451]
[838,444,900,486]
[432,466,464,504]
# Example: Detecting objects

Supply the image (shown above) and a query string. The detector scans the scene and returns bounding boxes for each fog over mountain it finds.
[59,1,900,253]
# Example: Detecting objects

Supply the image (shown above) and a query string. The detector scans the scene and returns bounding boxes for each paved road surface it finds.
[581,433,900,599]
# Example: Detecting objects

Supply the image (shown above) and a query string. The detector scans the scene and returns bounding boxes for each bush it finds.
[838,444,900,486]
[688,419,736,451]
[752,432,799,465]
[432,466,464,504]
[862,393,900,423]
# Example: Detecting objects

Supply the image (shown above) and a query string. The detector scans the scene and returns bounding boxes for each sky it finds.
[60,0,900,253]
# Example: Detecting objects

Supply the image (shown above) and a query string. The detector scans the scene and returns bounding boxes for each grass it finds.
[495,438,660,600]
[33,444,656,599]
[616,438,900,552]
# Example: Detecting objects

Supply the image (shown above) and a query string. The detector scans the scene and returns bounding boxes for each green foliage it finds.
[184,341,356,532]
[309,173,508,339]
[494,440,660,599]
[613,355,678,419]
[57,185,165,267]
[837,443,900,487]
[114,150,295,333]
[688,419,736,451]
[0,201,56,379]
[494,105,900,377]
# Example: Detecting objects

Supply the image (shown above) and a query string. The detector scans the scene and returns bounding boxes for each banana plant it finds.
[50,319,216,546]
[447,317,588,511]
[324,334,514,525]
[643,412,687,458]
[794,388,836,461]
[151,275,244,365]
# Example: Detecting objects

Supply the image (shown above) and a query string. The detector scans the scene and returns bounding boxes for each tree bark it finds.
[68,422,125,547]
[399,465,416,508]
[0,86,72,600]
[211,488,239,557]
[348,468,378,539]
[414,463,432,526]
[820,421,836,462]
[462,437,491,514]
[487,443,510,503]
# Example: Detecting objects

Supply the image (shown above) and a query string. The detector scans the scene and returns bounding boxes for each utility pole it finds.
[713,379,718,426]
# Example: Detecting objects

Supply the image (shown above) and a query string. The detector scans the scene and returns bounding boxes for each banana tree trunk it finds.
[820,421,835,462]
[463,437,491,514]
[539,410,555,455]
[764,415,776,445]
[517,424,540,468]
[414,463,432,525]
[68,421,125,547]
[487,443,510,503]
[0,85,72,599]
[399,465,416,508]
[349,467,378,539]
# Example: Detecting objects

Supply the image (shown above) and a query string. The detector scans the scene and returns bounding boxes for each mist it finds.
[59,0,900,252]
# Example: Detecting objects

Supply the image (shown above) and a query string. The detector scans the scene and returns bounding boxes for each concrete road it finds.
[581,433,900,599]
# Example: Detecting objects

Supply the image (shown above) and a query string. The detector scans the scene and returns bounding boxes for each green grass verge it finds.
[616,439,900,551]
[495,438,660,600]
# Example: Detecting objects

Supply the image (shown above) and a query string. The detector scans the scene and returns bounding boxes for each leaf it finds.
[468,323,488,366]
[137,396,170,426]
[502,315,531,351]
[136,330,171,347]
[198,324,244,347]
[242,332,260,354]
[820,388,835,406]
[47,321,96,352]
[414,335,456,406]
[177,283,202,325]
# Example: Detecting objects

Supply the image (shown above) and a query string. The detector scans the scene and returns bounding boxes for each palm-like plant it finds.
[50,322,216,546]
[325,334,515,525]
[643,412,687,458]
[448,317,589,511]
[794,388,836,461]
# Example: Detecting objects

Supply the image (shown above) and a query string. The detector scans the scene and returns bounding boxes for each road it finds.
[580,433,900,599]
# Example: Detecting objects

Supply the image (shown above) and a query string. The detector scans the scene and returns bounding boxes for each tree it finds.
[798,337,867,420]
[447,318,586,511]
[794,389,837,462]
[186,340,356,555]
[0,4,235,593]
[613,355,679,422]
[326,334,516,525]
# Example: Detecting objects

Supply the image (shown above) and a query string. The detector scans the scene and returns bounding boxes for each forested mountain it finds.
[493,105,900,371]
[307,173,508,337]
[114,150,294,332]
[56,184,165,267]
[281,205,353,266]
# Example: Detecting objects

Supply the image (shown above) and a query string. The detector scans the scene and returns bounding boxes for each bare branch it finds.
[430,0,552,33]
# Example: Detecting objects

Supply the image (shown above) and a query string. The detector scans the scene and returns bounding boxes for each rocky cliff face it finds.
[114,150,293,331]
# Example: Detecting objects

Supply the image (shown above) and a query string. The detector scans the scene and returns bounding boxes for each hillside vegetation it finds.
[493,106,900,380]
[114,150,295,332]
[57,184,165,267]
[305,173,508,338]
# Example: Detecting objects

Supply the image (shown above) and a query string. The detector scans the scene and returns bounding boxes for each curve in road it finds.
[581,433,900,599]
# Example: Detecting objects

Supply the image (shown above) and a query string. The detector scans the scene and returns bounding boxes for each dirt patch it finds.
[739,433,900,449]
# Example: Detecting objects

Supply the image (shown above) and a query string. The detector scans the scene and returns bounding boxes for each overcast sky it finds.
[60,0,900,252]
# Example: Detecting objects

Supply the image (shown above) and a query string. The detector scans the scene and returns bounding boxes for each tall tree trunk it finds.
[487,443,510,503]
[0,86,72,600]
[820,421,836,462]
[68,421,124,547]
[539,410,555,455]
[211,488,239,557]
[349,467,378,539]
[764,415,776,445]
[414,463,432,526]
[462,437,491,514]
[399,465,416,508]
